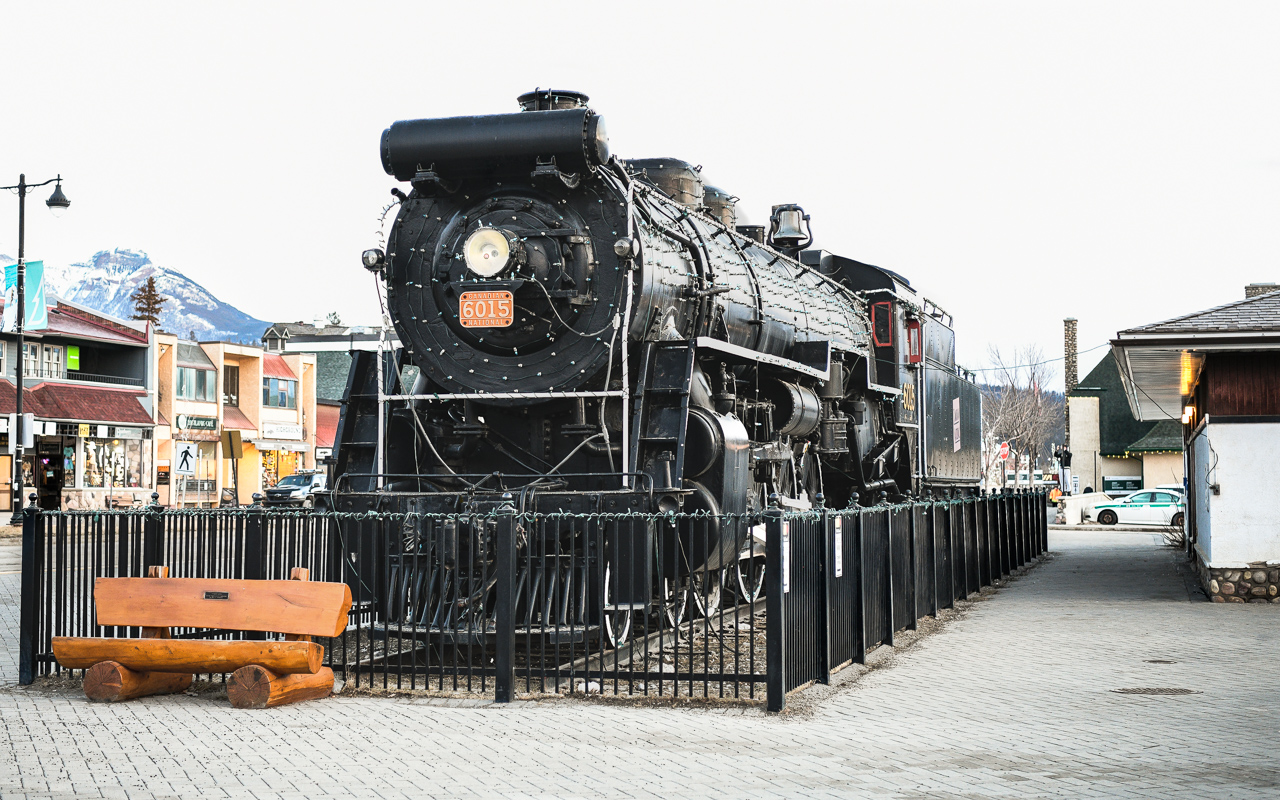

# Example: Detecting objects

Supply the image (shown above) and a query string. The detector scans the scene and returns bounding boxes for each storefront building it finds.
[0,297,156,510]
[155,335,315,507]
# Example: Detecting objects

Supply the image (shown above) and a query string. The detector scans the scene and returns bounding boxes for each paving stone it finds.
[0,533,1276,798]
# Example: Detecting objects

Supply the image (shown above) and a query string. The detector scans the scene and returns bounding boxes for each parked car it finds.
[1086,490,1185,527]
[263,470,327,508]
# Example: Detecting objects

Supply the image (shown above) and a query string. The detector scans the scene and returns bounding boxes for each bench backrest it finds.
[94,574,352,637]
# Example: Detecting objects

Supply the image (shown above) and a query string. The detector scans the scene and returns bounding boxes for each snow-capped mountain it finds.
[27,249,269,342]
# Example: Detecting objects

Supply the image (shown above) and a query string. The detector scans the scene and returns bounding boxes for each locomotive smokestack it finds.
[518,89,590,112]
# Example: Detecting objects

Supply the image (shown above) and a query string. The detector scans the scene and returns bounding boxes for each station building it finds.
[1112,283,1280,601]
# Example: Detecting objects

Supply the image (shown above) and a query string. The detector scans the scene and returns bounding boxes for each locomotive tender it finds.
[329,90,980,625]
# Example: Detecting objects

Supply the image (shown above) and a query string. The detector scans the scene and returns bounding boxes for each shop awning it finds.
[0,380,153,426]
[222,406,257,431]
[263,354,297,380]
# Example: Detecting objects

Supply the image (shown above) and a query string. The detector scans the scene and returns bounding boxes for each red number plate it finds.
[459,291,514,328]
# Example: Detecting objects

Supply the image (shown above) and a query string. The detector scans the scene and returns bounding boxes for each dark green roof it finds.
[1071,352,1173,456]
[1126,420,1184,454]
[314,351,353,402]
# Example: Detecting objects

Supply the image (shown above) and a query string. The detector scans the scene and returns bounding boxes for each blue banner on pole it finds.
[2,260,48,332]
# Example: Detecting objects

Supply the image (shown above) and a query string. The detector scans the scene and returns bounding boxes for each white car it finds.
[1086,490,1185,527]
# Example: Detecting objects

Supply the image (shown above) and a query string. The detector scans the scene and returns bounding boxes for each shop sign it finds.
[78,424,90,438]
[261,421,303,440]
[1102,476,1141,494]
[115,427,144,440]
[67,345,80,371]
[176,414,217,431]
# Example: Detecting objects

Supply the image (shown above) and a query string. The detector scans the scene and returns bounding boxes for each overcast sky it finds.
[2,1,1277,387]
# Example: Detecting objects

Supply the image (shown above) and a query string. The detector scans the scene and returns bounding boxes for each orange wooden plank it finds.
[93,577,352,637]
[53,637,324,674]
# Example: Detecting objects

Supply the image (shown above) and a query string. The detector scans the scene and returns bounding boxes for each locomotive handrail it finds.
[381,390,628,401]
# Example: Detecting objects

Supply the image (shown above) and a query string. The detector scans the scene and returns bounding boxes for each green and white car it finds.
[1087,490,1185,527]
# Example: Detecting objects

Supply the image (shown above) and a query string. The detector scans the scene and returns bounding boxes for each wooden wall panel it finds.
[1204,353,1280,416]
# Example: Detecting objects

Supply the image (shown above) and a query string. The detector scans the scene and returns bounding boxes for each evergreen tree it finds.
[129,276,167,325]
[327,311,342,326]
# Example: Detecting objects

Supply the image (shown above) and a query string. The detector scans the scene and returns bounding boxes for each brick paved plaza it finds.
[1,530,1276,799]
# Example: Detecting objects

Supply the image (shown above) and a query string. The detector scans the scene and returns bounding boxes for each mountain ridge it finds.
[1,249,268,343]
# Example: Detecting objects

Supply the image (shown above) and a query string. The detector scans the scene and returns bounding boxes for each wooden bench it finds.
[52,566,352,708]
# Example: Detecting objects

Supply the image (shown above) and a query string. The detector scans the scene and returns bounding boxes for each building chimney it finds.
[1245,283,1278,298]
[1064,318,1078,449]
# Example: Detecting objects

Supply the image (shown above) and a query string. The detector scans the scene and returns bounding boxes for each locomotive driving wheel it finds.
[731,557,766,604]
[654,575,686,629]
[687,568,724,618]
[602,563,632,647]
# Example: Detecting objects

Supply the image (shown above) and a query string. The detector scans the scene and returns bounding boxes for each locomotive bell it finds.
[768,204,812,248]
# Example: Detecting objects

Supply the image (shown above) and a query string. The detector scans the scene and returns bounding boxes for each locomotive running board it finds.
[693,336,831,381]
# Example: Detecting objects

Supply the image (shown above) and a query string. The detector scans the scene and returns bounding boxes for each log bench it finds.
[52,566,352,708]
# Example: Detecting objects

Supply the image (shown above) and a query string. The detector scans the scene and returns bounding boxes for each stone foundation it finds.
[1197,557,1280,603]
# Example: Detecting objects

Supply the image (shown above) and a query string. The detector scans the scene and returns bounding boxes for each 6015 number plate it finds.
[459,291,514,328]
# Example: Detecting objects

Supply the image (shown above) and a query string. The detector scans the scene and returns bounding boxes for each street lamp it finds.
[3,174,69,523]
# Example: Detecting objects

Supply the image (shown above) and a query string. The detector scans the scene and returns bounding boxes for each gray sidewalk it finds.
[2,531,1276,799]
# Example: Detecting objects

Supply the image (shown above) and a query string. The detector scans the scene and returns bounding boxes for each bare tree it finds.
[980,345,1065,489]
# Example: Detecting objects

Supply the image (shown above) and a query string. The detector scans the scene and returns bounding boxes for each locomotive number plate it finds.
[459,291,514,328]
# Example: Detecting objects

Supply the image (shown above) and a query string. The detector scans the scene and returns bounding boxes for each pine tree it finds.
[129,276,167,325]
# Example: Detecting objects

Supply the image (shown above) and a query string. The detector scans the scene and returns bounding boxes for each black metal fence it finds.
[765,491,1048,710]
[17,491,1046,710]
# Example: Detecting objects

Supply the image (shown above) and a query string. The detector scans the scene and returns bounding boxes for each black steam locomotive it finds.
[328,90,980,630]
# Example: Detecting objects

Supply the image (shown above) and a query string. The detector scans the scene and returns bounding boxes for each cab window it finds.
[1153,492,1178,503]
[1127,492,1154,504]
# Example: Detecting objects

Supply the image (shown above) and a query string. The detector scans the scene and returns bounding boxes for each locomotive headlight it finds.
[464,228,512,278]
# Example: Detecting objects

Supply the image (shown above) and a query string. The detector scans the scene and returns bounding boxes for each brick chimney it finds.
[1245,283,1278,298]
[1064,318,1077,449]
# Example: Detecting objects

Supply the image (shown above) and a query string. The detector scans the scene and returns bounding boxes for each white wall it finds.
[1193,421,1280,566]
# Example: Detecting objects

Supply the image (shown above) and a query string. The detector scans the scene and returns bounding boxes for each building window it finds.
[23,343,39,376]
[223,365,240,407]
[262,377,297,409]
[42,345,64,378]
[177,367,217,402]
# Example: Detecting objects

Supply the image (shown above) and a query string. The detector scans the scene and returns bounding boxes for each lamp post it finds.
[3,174,69,523]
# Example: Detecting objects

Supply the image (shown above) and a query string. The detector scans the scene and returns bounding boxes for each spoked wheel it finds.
[654,575,686,629]
[602,564,632,647]
[731,557,766,604]
[686,568,724,618]
[1097,510,1118,526]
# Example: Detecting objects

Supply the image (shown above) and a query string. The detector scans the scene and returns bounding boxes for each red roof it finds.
[0,380,152,425]
[262,354,297,380]
[222,406,256,431]
[316,402,340,449]
[44,307,148,345]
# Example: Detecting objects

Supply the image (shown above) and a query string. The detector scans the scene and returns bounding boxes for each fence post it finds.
[817,495,832,684]
[494,493,517,704]
[854,509,867,665]
[883,505,895,647]
[245,494,267,581]
[142,492,164,574]
[765,497,786,712]
[18,495,40,685]
[907,504,918,631]
[928,496,939,617]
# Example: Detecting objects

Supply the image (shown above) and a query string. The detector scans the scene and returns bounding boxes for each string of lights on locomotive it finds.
[328,90,982,638]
